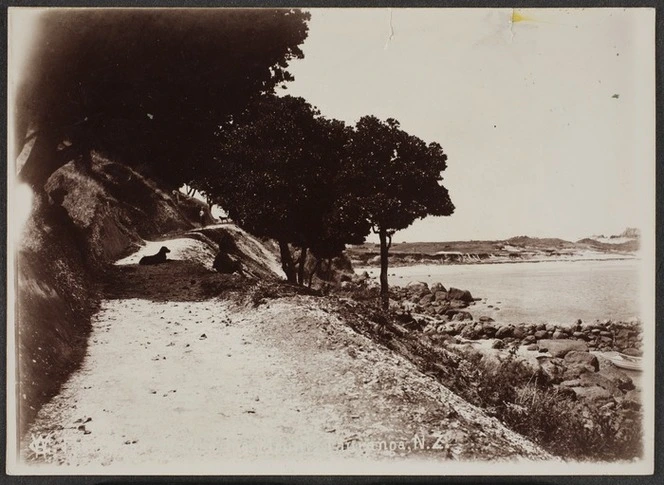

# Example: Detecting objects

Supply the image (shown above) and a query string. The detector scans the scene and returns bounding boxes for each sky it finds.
[7,8,655,244]
[282,8,655,242]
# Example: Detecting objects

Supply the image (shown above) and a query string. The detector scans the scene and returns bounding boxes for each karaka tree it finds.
[206,95,370,284]
[345,116,454,309]
[296,117,371,283]
[14,9,310,192]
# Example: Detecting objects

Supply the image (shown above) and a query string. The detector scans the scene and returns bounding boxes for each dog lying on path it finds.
[139,246,171,265]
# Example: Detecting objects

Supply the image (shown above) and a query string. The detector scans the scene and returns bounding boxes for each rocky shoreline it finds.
[352,253,636,268]
[346,275,643,414]
[390,279,642,348]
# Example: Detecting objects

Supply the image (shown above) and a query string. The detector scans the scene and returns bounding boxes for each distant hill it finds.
[620,227,640,238]
[347,232,639,267]
[576,237,639,253]
[506,236,575,249]
[582,227,640,251]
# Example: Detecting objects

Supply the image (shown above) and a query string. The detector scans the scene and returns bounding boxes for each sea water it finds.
[357,259,641,325]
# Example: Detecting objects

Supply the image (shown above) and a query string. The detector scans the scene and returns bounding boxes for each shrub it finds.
[446,346,643,461]
[246,281,320,307]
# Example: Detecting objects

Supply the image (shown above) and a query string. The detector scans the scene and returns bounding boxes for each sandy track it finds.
[21,236,550,473]
[26,297,348,469]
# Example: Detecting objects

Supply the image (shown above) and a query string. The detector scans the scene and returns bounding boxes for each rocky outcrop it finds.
[389,282,476,321]
[45,154,193,262]
[528,347,636,409]
[380,284,642,359]
[198,225,283,280]
[405,281,430,295]
[415,314,642,412]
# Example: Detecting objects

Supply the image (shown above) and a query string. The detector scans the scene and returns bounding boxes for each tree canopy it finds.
[15,10,455,299]
[15,8,310,190]
[344,116,455,307]
[205,106,452,293]
[345,116,454,231]
[204,95,370,283]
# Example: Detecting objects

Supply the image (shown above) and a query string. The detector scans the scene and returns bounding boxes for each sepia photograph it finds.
[5,6,656,475]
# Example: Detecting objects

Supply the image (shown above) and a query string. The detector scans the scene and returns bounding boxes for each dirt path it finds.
[22,236,551,473]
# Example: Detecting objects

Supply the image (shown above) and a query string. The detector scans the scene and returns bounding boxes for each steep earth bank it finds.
[16,152,196,436]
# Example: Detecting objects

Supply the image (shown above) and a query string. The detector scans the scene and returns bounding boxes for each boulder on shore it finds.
[491,339,505,349]
[481,323,497,337]
[564,351,599,372]
[538,339,588,358]
[451,311,473,322]
[570,385,613,403]
[431,282,447,293]
[512,325,525,339]
[447,287,474,302]
[495,325,513,339]
[597,360,634,391]
[356,271,370,282]
[562,363,596,380]
[406,281,430,295]
[538,357,566,384]
[579,373,623,397]
[460,325,480,340]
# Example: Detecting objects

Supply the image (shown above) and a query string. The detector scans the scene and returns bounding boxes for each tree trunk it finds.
[296,247,307,286]
[379,227,390,310]
[327,258,334,283]
[320,258,333,294]
[278,240,297,284]
[308,259,321,288]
